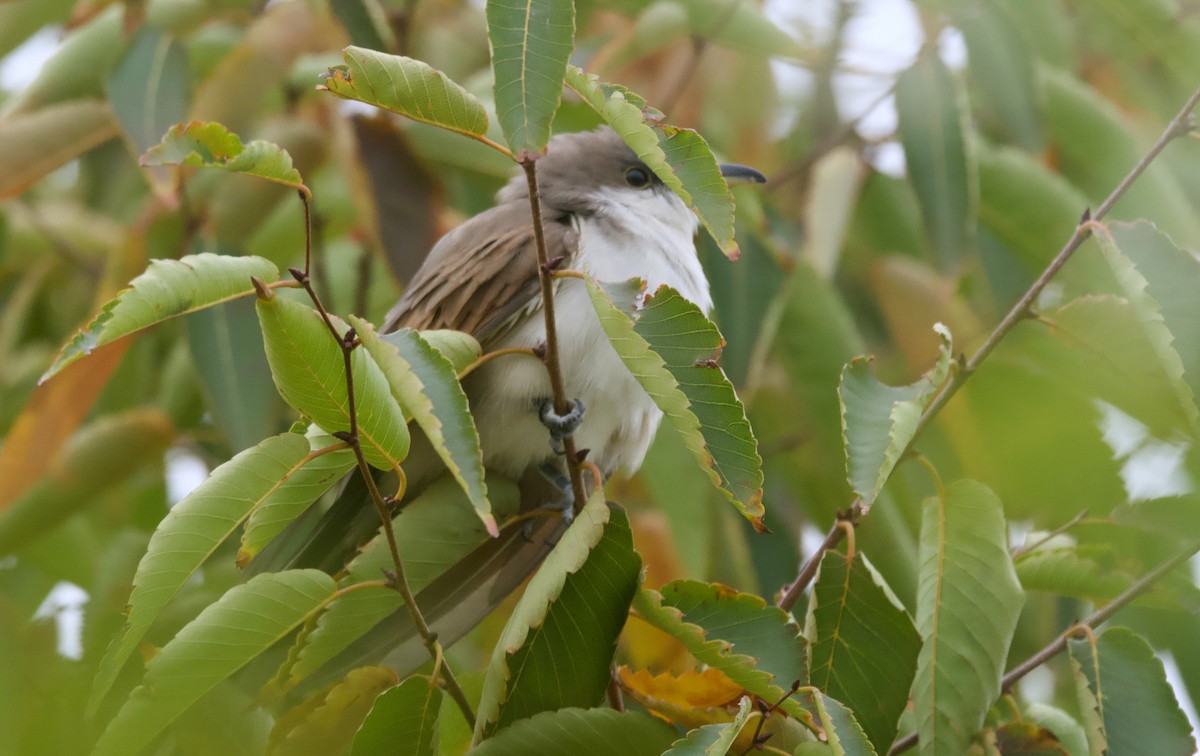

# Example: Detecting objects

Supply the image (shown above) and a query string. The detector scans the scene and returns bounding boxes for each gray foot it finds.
[538,398,585,455]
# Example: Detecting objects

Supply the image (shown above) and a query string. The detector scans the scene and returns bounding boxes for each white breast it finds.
[467,189,710,479]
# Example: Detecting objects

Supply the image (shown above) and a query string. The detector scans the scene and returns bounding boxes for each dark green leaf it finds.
[475,493,640,739]
[470,708,677,756]
[808,552,920,753]
[106,26,191,158]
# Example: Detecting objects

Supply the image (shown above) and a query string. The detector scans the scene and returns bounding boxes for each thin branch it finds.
[1010,508,1090,560]
[777,507,861,612]
[888,539,1200,755]
[520,158,589,510]
[778,84,1200,613]
[288,204,476,727]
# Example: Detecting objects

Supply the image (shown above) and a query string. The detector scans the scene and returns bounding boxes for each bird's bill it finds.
[720,162,768,184]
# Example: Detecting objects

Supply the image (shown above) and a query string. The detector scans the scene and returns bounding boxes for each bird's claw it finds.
[521,463,577,541]
[538,398,585,454]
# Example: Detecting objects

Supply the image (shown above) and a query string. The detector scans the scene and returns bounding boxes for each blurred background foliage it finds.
[2,0,1200,753]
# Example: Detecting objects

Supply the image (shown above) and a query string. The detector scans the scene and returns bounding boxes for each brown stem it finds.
[290,207,476,727]
[778,84,1200,613]
[777,506,861,612]
[520,159,589,510]
[888,539,1200,755]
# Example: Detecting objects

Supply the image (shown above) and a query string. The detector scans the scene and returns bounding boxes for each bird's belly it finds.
[465,280,662,478]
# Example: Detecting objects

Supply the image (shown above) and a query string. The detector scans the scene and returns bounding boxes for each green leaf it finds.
[632,581,810,725]
[256,294,410,470]
[839,324,952,506]
[796,689,879,756]
[354,321,492,535]
[106,26,191,158]
[475,494,641,740]
[912,480,1024,756]
[1014,547,1131,603]
[42,253,280,382]
[663,696,755,756]
[487,0,574,157]
[410,329,484,374]
[1069,628,1195,756]
[895,53,976,271]
[584,279,764,527]
[1025,703,1090,756]
[266,666,398,756]
[0,98,121,201]
[992,722,1069,756]
[956,5,1042,151]
[142,121,308,194]
[318,46,490,142]
[808,552,920,753]
[351,676,442,756]
[92,570,338,756]
[238,432,357,565]
[469,708,678,756]
[1097,221,1200,425]
[88,432,337,717]
[563,67,738,257]
[592,0,804,58]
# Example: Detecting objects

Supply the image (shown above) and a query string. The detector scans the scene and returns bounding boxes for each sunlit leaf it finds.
[470,708,677,756]
[43,253,280,382]
[584,279,763,527]
[142,120,308,194]
[1069,628,1195,756]
[487,0,574,157]
[564,67,738,257]
[911,480,1024,756]
[839,324,952,506]
[256,293,410,470]
[351,676,442,756]
[475,494,640,740]
[808,551,920,753]
[355,321,492,534]
[318,46,490,142]
[93,570,338,756]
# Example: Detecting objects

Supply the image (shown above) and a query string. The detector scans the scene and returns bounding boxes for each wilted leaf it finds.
[839,324,952,506]
[43,253,280,381]
[142,120,309,194]
[617,667,744,729]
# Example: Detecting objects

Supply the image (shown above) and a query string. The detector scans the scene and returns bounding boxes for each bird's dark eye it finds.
[624,166,652,188]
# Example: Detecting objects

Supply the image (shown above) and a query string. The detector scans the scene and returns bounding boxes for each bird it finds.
[250,127,764,682]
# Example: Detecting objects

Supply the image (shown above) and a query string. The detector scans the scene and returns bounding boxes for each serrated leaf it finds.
[796,689,878,756]
[318,46,490,141]
[632,581,810,725]
[487,0,574,157]
[584,279,764,527]
[106,26,191,159]
[564,67,738,257]
[470,708,678,756]
[142,121,308,194]
[912,480,1024,756]
[92,570,338,756]
[895,54,975,271]
[1093,222,1200,428]
[351,675,442,756]
[1069,628,1195,756]
[239,432,357,565]
[354,320,492,534]
[663,696,755,756]
[266,666,398,756]
[89,432,339,717]
[475,493,641,740]
[839,324,952,506]
[42,253,280,381]
[256,294,410,470]
[807,552,920,753]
